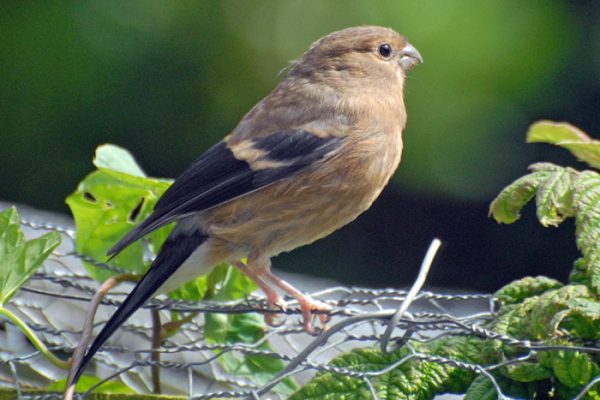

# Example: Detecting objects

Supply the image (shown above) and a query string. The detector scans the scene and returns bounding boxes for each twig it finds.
[151,309,162,394]
[381,238,442,353]
[64,273,139,400]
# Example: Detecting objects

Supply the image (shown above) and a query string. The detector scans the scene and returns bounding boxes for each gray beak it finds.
[399,42,423,72]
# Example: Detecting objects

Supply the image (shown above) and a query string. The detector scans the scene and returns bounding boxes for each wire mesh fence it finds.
[0,212,598,399]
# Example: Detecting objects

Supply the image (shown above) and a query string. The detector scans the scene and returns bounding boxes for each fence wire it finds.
[0,215,597,400]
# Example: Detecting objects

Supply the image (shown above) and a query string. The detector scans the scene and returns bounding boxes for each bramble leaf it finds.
[527,121,600,170]
[572,171,600,293]
[0,207,61,305]
[495,276,562,305]
[489,163,567,224]
[289,337,482,400]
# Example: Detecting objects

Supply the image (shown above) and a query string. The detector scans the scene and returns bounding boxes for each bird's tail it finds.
[71,230,207,384]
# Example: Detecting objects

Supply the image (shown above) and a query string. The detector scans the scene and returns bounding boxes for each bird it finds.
[72,25,422,383]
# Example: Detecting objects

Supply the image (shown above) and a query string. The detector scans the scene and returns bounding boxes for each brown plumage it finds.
[73,25,422,382]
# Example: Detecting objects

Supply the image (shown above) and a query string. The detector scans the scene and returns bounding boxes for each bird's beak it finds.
[399,42,423,72]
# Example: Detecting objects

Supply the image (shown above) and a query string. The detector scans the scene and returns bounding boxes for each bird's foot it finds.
[297,295,332,334]
[264,290,287,327]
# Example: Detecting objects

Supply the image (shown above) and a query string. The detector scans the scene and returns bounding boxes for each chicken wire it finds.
[0,211,598,400]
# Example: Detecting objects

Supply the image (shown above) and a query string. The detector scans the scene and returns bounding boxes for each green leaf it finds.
[573,171,600,293]
[551,297,600,339]
[66,145,172,282]
[290,337,482,400]
[168,275,209,302]
[47,375,135,394]
[207,263,258,301]
[495,276,563,305]
[527,121,600,170]
[535,167,575,226]
[204,312,297,395]
[202,264,293,393]
[93,144,146,177]
[489,164,563,224]
[464,374,536,400]
[539,350,594,388]
[0,207,61,305]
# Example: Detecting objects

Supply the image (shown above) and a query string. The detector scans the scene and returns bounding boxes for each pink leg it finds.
[261,268,331,334]
[233,261,285,326]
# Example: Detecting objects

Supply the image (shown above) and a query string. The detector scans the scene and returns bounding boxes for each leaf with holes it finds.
[66,145,172,282]
[0,207,61,305]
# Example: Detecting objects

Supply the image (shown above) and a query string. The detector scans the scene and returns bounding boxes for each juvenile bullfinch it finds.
[74,25,422,382]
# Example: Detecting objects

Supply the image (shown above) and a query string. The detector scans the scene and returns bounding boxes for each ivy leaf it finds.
[527,121,600,170]
[289,337,482,400]
[489,163,563,224]
[495,276,563,305]
[66,145,172,282]
[0,207,61,305]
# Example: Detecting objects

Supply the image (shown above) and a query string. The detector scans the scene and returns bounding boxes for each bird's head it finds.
[289,26,422,91]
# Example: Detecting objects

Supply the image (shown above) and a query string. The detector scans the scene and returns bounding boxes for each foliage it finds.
[66,144,292,394]
[293,121,600,399]
[487,120,600,398]
[290,337,482,400]
[0,207,61,305]
[0,207,67,369]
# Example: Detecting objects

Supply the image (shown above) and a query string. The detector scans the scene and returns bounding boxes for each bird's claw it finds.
[298,297,331,335]
[264,292,287,327]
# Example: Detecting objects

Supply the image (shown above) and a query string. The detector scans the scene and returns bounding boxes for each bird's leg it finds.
[259,264,331,334]
[233,260,285,326]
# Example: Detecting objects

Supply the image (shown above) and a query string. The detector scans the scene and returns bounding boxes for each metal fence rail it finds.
[0,215,597,399]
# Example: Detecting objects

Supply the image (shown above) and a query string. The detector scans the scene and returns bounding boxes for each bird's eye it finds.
[378,43,392,58]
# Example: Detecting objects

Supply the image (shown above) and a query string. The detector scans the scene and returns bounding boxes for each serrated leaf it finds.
[0,207,61,305]
[572,171,600,292]
[545,351,594,388]
[493,285,592,340]
[495,276,563,305]
[535,168,575,226]
[551,297,600,339]
[527,121,600,170]
[290,337,482,400]
[490,169,554,224]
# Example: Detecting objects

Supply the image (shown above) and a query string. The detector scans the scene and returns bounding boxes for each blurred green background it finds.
[1,1,599,291]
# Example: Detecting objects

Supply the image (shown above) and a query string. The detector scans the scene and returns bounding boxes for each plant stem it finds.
[0,306,69,369]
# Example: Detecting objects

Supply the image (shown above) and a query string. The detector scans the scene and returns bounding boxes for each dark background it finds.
[1,1,598,292]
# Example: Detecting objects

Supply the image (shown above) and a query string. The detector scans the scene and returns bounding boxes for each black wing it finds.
[108,129,343,255]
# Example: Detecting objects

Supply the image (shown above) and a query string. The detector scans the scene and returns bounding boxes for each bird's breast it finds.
[201,128,403,257]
